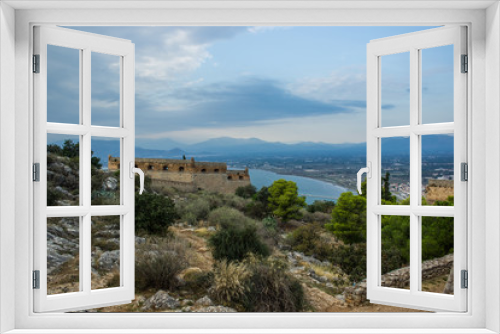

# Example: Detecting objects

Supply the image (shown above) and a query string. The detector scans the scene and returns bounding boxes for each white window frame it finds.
[1,1,499,333]
[366,26,467,312]
[33,25,136,312]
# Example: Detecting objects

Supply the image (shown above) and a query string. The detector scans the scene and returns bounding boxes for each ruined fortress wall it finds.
[146,172,250,193]
[344,254,454,306]
[193,173,250,194]
[152,179,197,192]
[148,171,194,183]
[226,170,251,181]
[108,156,250,194]
[108,156,228,174]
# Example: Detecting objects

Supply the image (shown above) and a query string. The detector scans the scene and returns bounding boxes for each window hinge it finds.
[33,54,40,73]
[461,270,468,289]
[461,162,468,181]
[461,54,468,73]
[33,270,40,289]
[33,163,40,182]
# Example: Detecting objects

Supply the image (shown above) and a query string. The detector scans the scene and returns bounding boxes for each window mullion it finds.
[409,47,420,294]
[82,47,92,294]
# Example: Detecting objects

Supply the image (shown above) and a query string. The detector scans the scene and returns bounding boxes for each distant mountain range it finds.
[52,135,454,167]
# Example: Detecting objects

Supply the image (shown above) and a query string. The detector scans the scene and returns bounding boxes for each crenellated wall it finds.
[108,156,250,194]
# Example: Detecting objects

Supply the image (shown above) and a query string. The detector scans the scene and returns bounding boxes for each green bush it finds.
[381,215,410,264]
[235,184,257,199]
[187,197,211,221]
[381,245,404,274]
[326,192,367,244]
[262,217,277,231]
[135,193,178,235]
[286,223,331,260]
[330,243,366,283]
[307,200,336,213]
[183,271,214,295]
[209,218,270,262]
[208,207,247,227]
[244,201,270,220]
[268,179,306,222]
[221,193,248,211]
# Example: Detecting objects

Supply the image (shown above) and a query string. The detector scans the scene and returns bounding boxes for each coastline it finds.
[249,168,354,204]
[254,167,356,194]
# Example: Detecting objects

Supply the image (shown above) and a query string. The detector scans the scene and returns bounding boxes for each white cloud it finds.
[136,32,212,80]
[138,112,366,145]
[287,67,366,103]
[247,26,291,34]
[91,99,119,109]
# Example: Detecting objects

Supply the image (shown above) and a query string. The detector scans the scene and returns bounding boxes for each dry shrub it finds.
[210,260,250,305]
[243,256,305,312]
[135,237,189,291]
[176,196,210,224]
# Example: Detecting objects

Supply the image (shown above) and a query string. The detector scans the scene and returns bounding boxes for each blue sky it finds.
[48,26,453,149]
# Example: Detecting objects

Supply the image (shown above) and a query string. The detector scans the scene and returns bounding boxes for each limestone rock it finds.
[194,306,236,312]
[103,177,118,191]
[97,250,120,270]
[135,236,146,245]
[142,290,181,311]
[195,295,214,307]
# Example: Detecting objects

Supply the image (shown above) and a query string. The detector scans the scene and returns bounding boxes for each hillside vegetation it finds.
[47,141,452,312]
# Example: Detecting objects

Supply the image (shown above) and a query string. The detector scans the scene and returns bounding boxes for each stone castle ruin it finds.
[108,156,251,194]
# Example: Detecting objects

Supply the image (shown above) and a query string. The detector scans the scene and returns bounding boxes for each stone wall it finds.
[344,253,454,306]
[193,173,250,193]
[108,156,250,194]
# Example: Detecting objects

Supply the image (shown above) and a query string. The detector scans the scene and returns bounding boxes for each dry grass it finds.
[421,274,450,294]
[170,226,214,271]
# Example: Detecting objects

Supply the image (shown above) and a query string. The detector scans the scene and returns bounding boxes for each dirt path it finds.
[170,226,214,271]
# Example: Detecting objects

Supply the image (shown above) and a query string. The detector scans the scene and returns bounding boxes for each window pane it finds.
[91,137,121,206]
[421,134,454,206]
[381,215,410,290]
[421,45,454,124]
[47,134,80,206]
[381,52,410,127]
[91,216,121,290]
[47,45,80,124]
[92,52,121,127]
[421,216,454,295]
[47,217,80,295]
[381,137,410,205]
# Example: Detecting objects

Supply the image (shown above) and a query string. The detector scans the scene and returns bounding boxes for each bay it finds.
[248,169,351,204]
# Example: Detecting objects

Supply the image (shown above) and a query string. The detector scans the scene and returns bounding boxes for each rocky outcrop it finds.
[47,217,80,274]
[142,290,181,311]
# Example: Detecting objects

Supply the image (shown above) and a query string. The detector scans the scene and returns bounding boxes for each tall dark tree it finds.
[381,172,393,202]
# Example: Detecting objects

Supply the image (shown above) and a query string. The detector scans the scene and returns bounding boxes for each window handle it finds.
[130,162,145,195]
[357,162,372,195]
